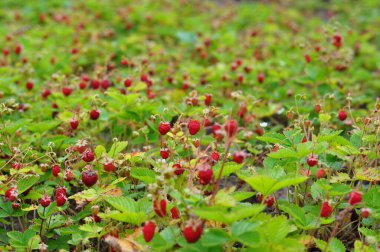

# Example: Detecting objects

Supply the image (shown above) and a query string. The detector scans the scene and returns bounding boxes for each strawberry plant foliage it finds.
[0,0,379,251]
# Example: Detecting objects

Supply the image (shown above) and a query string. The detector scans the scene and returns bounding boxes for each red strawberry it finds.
[79,81,86,89]
[265,195,275,207]
[237,106,247,118]
[224,120,238,137]
[233,151,245,164]
[153,199,167,217]
[90,109,100,120]
[70,118,79,129]
[160,148,170,159]
[198,165,213,185]
[12,162,22,170]
[40,194,51,208]
[121,59,129,66]
[41,89,51,99]
[332,34,342,49]
[170,206,180,219]
[238,74,244,84]
[338,110,347,121]
[93,214,101,223]
[320,201,332,218]
[64,169,74,182]
[124,78,132,87]
[173,163,184,175]
[316,168,326,179]
[142,221,156,242]
[203,117,211,127]
[361,208,370,218]
[348,191,362,206]
[14,44,22,55]
[158,122,171,135]
[188,120,201,135]
[307,154,318,167]
[82,149,95,162]
[183,221,203,243]
[12,202,20,209]
[103,160,116,172]
[51,164,61,177]
[102,79,111,89]
[56,186,67,197]
[5,187,18,202]
[257,72,265,84]
[26,80,34,90]
[204,94,212,106]
[210,151,220,163]
[255,127,264,136]
[81,168,98,187]
[212,123,223,139]
[62,87,72,96]
[302,136,308,143]
[56,194,67,207]
[304,54,311,63]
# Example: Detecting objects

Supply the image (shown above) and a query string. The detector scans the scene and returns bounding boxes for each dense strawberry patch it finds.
[0,0,379,251]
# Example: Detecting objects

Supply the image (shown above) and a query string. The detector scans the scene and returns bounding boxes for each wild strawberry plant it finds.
[0,0,379,252]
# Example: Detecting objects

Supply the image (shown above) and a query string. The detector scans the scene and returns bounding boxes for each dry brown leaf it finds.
[104,236,142,252]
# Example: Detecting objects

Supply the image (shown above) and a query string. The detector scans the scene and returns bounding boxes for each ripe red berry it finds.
[233,151,245,164]
[188,120,201,135]
[62,87,72,96]
[257,72,265,84]
[204,94,212,106]
[12,202,20,209]
[102,79,111,89]
[158,122,171,135]
[160,148,170,159]
[173,163,184,175]
[14,44,22,55]
[26,80,34,90]
[320,201,332,217]
[81,168,98,187]
[90,109,100,120]
[103,160,116,172]
[304,54,311,63]
[338,110,347,121]
[70,118,79,129]
[91,79,101,89]
[211,151,220,163]
[79,81,86,89]
[255,127,264,136]
[224,120,238,137]
[197,165,213,185]
[121,59,128,66]
[142,221,156,242]
[40,194,51,208]
[170,206,180,219]
[5,187,18,202]
[64,169,74,182]
[153,199,167,217]
[302,136,308,143]
[332,34,342,49]
[265,195,275,207]
[51,164,61,177]
[315,104,321,113]
[361,208,370,218]
[348,191,362,206]
[41,89,51,99]
[56,186,67,197]
[82,149,95,162]
[124,79,132,87]
[183,221,203,243]
[12,162,22,170]
[307,154,318,167]
[56,194,67,207]
[316,168,326,179]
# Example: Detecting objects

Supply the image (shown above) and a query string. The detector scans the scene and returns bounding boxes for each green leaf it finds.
[201,229,230,247]
[95,145,106,158]
[193,204,264,224]
[98,211,146,226]
[213,162,243,177]
[28,120,61,133]
[130,167,156,183]
[108,141,128,158]
[257,133,289,145]
[105,196,137,212]
[267,148,298,159]
[329,238,345,252]
[239,174,307,196]
[17,175,40,194]
[231,221,261,247]
[363,186,380,210]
